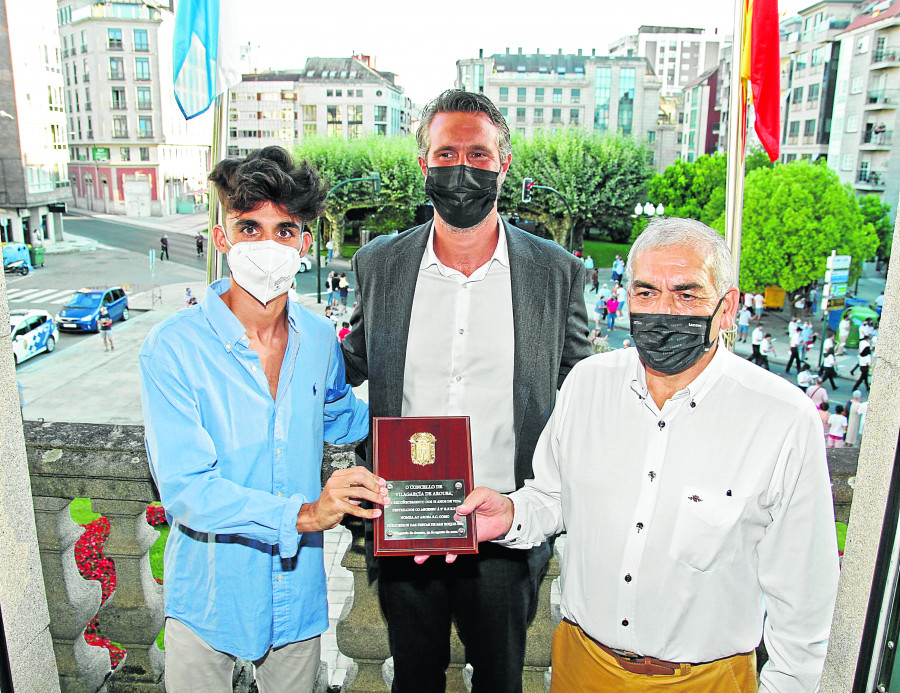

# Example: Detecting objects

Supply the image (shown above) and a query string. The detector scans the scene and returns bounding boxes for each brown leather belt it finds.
[563,618,690,676]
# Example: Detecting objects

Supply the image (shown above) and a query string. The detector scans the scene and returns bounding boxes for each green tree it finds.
[295,136,425,254]
[858,194,893,260]
[713,161,879,291]
[500,129,652,245]
[645,153,727,226]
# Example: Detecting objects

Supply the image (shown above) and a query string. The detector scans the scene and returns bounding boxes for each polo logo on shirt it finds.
[688,494,703,503]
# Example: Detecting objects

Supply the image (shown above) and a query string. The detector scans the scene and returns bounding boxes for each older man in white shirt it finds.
[457,217,839,692]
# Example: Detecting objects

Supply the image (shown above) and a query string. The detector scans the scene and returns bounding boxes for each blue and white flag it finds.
[173,0,242,120]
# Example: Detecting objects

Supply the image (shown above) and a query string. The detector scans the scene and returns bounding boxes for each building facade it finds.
[0,0,71,246]
[57,0,211,217]
[681,67,720,162]
[455,49,667,168]
[227,56,413,158]
[828,0,900,223]
[609,26,725,98]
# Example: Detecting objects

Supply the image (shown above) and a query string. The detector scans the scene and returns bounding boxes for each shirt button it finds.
[225,342,231,349]
[275,449,282,456]
[621,619,629,627]
[624,574,632,582]
[458,328,464,335]
[636,522,644,532]
[251,365,258,372]
[456,375,462,382]
[277,574,283,582]
[277,492,283,497]
[658,420,665,429]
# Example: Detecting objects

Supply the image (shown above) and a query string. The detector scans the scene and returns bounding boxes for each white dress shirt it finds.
[501,345,838,692]
[401,220,516,492]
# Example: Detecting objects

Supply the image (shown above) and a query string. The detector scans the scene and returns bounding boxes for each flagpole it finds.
[725,0,747,290]
[206,91,229,284]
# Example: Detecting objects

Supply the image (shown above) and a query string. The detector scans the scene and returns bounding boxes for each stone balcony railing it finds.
[24,419,856,693]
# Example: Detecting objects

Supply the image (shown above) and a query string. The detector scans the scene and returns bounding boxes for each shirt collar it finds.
[201,278,299,352]
[629,337,728,409]
[420,214,510,277]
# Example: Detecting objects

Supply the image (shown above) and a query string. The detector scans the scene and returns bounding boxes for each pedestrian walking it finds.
[611,253,624,283]
[326,238,334,263]
[737,305,751,342]
[853,337,873,392]
[753,292,765,323]
[615,282,627,318]
[797,362,814,389]
[160,234,169,260]
[605,294,618,331]
[749,325,765,364]
[792,293,806,319]
[195,233,204,257]
[329,271,341,309]
[821,349,839,390]
[836,317,850,355]
[99,306,114,351]
[338,272,350,312]
[785,328,803,374]
[807,376,830,408]
[759,332,776,370]
[589,269,599,293]
[184,287,194,307]
[818,401,830,436]
[826,405,848,448]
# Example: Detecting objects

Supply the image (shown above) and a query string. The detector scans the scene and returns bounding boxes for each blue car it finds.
[11,309,58,366]
[56,287,129,332]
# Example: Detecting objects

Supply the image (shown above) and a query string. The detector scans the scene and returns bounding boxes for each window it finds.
[856,35,870,54]
[516,107,525,122]
[83,59,89,82]
[356,89,363,97]
[303,105,316,121]
[86,116,92,138]
[84,88,91,111]
[499,107,508,118]
[517,87,526,102]
[499,87,508,102]
[375,123,387,135]
[617,67,636,135]
[133,29,148,51]
[792,86,804,104]
[535,87,544,103]
[552,107,562,122]
[327,105,342,136]
[138,116,153,138]
[594,66,612,132]
[140,146,150,161]
[81,30,87,52]
[335,89,342,97]
[553,88,562,103]
[570,109,579,124]
[534,107,543,123]
[304,123,317,136]
[113,115,127,137]
[808,83,820,102]
[135,57,150,81]
[111,87,126,109]
[326,89,333,97]
[347,104,362,123]
[841,154,854,171]
[811,46,825,67]
[107,28,122,50]
[571,88,580,104]
[121,146,130,161]
[375,105,387,121]
[788,120,800,140]
[109,57,124,80]
[850,76,864,94]
[796,52,808,71]
[846,114,859,132]
[647,130,656,143]
[804,119,816,136]
[132,86,150,111]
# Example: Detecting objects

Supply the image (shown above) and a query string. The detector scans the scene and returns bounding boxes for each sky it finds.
[237,0,810,106]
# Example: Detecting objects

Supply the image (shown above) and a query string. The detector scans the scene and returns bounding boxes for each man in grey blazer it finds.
[341,89,591,693]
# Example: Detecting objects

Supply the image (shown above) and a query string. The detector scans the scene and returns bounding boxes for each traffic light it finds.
[522,177,534,203]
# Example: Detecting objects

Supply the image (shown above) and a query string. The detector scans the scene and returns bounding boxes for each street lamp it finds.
[634,202,665,217]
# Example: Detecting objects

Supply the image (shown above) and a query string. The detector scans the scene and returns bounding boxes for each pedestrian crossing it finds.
[5,288,77,305]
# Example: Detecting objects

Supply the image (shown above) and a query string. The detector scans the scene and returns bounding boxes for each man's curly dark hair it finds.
[208,146,327,222]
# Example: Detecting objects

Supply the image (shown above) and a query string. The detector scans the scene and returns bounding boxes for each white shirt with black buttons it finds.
[500,344,839,692]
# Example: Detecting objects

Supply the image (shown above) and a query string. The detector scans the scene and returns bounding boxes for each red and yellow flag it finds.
[740,0,781,161]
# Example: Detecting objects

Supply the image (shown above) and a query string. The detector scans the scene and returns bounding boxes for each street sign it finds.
[825,269,850,284]
[827,298,846,311]
[149,249,156,269]
[827,254,852,270]
[830,284,848,298]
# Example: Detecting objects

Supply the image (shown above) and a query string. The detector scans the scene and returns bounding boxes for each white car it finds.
[10,309,59,366]
[298,255,313,273]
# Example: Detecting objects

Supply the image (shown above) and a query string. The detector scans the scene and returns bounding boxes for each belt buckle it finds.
[611,648,644,663]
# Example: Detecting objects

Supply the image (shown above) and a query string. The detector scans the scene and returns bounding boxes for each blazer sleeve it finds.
[558,261,592,389]
[341,250,368,387]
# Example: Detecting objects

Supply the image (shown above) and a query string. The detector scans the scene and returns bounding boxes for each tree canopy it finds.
[858,194,893,260]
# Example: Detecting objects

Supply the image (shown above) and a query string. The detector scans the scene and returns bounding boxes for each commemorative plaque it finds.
[373,416,477,557]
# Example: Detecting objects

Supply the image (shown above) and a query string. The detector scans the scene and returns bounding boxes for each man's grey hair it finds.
[416,89,512,162]
[625,217,735,298]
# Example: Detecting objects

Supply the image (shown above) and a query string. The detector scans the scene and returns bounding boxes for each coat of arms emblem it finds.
[409,432,437,466]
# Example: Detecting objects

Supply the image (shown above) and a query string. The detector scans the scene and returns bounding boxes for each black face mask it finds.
[629,296,726,375]
[424,165,499,229]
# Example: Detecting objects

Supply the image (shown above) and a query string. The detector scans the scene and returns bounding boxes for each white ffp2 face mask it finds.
[224,237,303,305]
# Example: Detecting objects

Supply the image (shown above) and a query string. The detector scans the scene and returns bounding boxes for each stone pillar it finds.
[51,211,64,243]
[0,261,60,690]
[9,214,23,244]
[29,208,42,246]
[821,200,900,690]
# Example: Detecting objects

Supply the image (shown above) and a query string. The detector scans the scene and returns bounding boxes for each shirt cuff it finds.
[277,493,306,559]
[492,495,539,549]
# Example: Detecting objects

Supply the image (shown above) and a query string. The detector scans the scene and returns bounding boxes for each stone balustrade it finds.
[22,419,858,692]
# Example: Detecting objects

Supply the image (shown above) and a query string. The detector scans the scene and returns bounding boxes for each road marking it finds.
[17,289,62,302]
[45,290,76,304]
[6,289,46,301]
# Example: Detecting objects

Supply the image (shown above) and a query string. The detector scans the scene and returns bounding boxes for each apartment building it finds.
[456,49,668,168]
[828,0,900,223]
[610,26,725,98]
[681,67,720,162]
[0,0,71,246]
[227,56,413,157]
[780,1,860,163]
[57,0,211,217]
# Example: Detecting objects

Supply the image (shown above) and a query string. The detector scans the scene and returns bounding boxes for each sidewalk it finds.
[68,207,210,237]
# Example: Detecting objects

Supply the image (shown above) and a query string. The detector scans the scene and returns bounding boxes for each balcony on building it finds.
[856,169,887,188]
[866,89,899,109]
[872,47,900,69]
[862,128,893,147]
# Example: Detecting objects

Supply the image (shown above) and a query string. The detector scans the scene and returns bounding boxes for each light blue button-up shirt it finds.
[139,278,368,660]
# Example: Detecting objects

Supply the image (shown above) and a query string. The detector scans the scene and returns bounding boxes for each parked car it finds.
[298,255,313,273]
[10,309,58,365]
[56,287,129,332]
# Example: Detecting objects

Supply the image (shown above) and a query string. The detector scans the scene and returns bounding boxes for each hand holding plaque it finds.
[373,417,477,557]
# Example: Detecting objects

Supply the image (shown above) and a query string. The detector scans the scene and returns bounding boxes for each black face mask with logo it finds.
[424,165,499,229]
[629,296,726,375]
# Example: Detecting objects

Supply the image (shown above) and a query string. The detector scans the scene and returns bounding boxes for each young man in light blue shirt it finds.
[140,147,388,692]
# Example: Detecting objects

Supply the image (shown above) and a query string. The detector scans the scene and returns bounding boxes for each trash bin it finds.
[29,246,44,268]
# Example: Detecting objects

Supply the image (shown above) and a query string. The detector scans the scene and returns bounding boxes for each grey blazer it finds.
[341,218,592,489]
